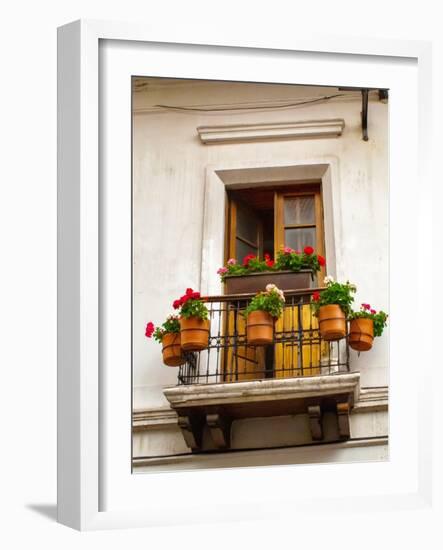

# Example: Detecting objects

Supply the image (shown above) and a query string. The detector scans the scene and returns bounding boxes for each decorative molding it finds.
[197,119,345,144]
[132,407,178,431]
[352,386,389,412]
[133,437,389,469]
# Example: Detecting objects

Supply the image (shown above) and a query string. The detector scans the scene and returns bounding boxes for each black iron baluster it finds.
[297,298,303,376]
[215,301,221,383]
[290,295,295,377]
[234,300,239,382]
[309,296,313,377]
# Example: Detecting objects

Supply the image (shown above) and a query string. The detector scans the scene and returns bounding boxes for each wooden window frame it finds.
[226,199,263,261]
[274,188,326,282]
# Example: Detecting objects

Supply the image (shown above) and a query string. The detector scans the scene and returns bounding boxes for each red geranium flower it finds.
[318,255,326,266]
[242,253,256,267]
[304,246,314,255]
[145,322,155,338]
[312,291,320,302]
[172,299,181,310]
[186,288,194,296]
[266,260,275,268]
[191,291,201,299]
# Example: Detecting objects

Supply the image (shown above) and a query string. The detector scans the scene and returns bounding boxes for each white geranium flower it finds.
[323,275,334,285]
[265,283,285,301]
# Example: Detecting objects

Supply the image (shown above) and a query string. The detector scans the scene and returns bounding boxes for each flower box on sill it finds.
[223,269,313,294]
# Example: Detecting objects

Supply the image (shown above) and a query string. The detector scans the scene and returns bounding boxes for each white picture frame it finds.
[57,19,434,531]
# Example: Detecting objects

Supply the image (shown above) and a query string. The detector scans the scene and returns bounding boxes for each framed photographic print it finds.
[58,20,433,531]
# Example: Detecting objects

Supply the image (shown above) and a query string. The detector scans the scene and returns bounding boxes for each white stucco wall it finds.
[132,80,389,414]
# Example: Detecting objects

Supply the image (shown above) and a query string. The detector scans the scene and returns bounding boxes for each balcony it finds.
[163,289,361,451]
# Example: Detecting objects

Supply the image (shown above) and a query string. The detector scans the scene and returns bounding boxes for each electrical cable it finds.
[153,93,355,112]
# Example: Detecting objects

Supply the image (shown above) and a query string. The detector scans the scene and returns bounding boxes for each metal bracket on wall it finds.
[361,89,369,141]
[338,87,389,141]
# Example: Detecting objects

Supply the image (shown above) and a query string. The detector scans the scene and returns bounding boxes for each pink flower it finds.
[283,246,294,254]
[227,258,236,266]
[217,267,228,275]
[362,303,371,311]
[370,309,376,315]
[145,322,155,338]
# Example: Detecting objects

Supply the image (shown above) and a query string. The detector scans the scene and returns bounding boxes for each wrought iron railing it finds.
[177,289,349,385]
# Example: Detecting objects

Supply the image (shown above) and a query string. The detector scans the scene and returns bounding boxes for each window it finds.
[226,183,326,285]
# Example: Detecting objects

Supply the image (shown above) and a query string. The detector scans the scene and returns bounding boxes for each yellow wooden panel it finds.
[222,306,266,382]
[274,302,326,378]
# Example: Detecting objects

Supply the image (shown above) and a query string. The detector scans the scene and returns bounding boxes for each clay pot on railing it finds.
[318,304,346,341]
[179,317,210,351]
[246,310,274,346]
[349,318,374,351]
[161,332,185,366]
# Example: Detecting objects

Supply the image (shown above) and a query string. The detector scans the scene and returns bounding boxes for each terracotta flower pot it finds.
[180,316,210,351]
[161,332,185,366]
[318,304,346,341]
[349,318,374,351]
[246,310,274,346]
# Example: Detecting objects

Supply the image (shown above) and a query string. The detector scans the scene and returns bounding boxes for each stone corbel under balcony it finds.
[163,372,360,452]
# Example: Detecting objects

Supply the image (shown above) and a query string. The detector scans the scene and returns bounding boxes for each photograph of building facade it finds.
[132,77,389,472]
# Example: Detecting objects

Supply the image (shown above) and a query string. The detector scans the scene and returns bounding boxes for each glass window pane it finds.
[236,203,259,244]
[284,196,315,225]
[284,227,316,252]
[236,239,258,262]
